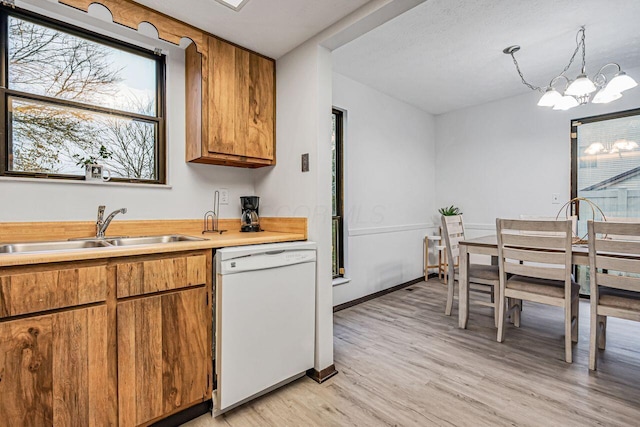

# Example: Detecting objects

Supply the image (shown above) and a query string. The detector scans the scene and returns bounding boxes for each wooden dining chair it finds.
[441,215,500,326]
[496,219,579,363]
[588,220,640,370]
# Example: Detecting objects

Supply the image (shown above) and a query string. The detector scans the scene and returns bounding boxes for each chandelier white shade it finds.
[606,72,638,93]
[564,74,597,96]
[504,26,637,110]
[553,95,579,111]
[592,89,621,104]
[537,88,562,107]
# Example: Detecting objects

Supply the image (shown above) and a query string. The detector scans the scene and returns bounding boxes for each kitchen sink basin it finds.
[105,234,205,246]
[0,234,205,255]
[0,239,112,254]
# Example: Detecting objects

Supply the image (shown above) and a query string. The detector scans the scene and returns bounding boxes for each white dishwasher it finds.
[213,241,316,415]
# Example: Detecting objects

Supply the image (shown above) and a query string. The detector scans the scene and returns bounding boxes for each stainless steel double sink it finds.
[0,235,206,254]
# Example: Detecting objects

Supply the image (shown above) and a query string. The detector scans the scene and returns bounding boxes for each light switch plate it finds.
[220,188,229,205]
[301,153,309,172]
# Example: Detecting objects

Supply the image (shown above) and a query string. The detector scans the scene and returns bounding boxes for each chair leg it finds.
[565,299,573,363]
[513,299,521,328]
[571,295,579,344]
[424,238,428,282]
[445,275,454,316]
[493,285,500,328]
[497,292,506,343]
[589,303,598,370]
[598,315,607,350]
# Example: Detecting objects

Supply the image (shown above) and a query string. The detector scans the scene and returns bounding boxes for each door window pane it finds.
[575,111,640,294]
[577,114,640,231]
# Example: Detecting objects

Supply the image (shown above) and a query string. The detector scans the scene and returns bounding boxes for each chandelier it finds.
[503,26,637,110]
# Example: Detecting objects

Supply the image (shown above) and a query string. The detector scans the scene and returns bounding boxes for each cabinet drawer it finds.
[0,265,107,318]
[116,254,207,298]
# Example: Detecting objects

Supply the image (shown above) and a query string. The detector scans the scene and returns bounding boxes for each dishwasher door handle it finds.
[265,250,286,255]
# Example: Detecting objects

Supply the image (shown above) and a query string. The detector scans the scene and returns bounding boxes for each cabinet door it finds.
[207,36,274,161]
[243,52,275,161]
[117,287,210,426]
[0,306,113,426]
[207,36,239,157]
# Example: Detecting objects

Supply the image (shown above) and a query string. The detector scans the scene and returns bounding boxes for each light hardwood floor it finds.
[185,281,640,426]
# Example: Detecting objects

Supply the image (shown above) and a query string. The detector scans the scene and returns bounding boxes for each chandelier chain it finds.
[508,26,586,92]
[559,26,584,78]
[509,54,541,91]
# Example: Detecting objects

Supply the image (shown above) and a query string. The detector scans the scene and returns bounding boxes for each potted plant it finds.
[438,205,462,216]
[73,145,112,181]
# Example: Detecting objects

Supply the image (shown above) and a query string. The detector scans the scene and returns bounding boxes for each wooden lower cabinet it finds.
[0,250,211,426]
[0,305,115,426]
[117,286,210,426]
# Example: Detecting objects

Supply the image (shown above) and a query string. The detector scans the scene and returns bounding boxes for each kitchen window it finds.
[332,108,345,278]
[0,7,166,183]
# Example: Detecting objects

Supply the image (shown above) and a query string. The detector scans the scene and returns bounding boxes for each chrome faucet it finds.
[96,205,127,238]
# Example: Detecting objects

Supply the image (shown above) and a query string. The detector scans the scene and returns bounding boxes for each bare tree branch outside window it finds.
[4,15,162,181]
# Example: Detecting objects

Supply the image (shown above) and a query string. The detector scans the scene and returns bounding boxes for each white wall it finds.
[331,72,436,306]
[435,68,640,238]
[252,0,429,373]
[0,1,255,222]
[255,40,334,372]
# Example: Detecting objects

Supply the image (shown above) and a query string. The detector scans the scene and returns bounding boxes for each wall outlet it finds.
[219,188,229,205]
[552,193,560,204]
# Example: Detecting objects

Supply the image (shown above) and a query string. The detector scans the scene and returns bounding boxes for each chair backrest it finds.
[519,215,578,237]
[599,217,640,241]
[441,215,465,275]
[588,220,640,297]
[496,219,573,283]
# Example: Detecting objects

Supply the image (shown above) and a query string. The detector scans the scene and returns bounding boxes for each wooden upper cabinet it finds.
[186,36,275,168]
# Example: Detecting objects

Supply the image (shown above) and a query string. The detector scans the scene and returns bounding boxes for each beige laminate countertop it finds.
[0,218,307,267]
[0,231,305,267]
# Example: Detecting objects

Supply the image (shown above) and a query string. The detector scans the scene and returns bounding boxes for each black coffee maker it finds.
[240,196,261,232]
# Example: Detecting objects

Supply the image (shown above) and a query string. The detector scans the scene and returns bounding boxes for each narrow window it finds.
[332,108,345,278]
[0,8,166,183]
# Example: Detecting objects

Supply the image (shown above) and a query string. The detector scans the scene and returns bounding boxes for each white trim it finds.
[332,277,351,287]
[0,176,172,190]
[348,223,436,237]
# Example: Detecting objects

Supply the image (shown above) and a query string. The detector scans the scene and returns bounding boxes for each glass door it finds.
[572,108,640,294]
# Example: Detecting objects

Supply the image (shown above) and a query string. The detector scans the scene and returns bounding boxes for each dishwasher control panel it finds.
[218,248,316,275]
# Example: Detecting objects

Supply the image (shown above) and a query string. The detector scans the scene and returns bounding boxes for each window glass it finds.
[2,13,164,183]
[576,113,640,235]
[8,16,157,116]
[9,97,157,179]
[332,109,344,278]
[574,110,640,294]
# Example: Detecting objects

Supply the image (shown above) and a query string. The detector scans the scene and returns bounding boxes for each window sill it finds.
[0,176,172,189]
[332,277,351,287]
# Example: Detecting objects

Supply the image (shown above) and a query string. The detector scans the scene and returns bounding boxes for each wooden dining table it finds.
[458,235,589,329]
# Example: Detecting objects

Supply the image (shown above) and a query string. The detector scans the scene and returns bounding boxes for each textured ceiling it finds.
[332,0,640,115]
[132,0,371,58]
